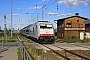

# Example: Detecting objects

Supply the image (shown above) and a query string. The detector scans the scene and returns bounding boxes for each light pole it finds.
[42,5,46,21]
[0,18,4,48]
[10,0,12,40]
[36,5,39,21]
[4,14,7,42]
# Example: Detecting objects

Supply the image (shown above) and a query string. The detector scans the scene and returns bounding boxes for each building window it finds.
[66,20,72,27]
[62,24,64,27]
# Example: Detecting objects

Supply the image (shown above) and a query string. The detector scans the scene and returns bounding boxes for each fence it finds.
[18,37,33,60]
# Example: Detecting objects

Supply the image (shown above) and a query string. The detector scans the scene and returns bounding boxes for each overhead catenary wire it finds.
[34,0,59,20]
[1,0,90,30]
[31,0,90,20]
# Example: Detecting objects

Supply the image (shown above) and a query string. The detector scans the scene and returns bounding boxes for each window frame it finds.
[66,20,72,28]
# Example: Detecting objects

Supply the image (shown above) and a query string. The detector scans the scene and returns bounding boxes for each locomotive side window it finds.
[33,27,34,34]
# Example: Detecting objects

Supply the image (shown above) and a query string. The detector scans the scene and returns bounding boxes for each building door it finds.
[80,32,84,40]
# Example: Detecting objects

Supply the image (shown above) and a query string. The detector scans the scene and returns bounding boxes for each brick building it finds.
[55,13,88,39]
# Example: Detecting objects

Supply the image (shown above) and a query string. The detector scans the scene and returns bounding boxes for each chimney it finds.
[75,13,79,16]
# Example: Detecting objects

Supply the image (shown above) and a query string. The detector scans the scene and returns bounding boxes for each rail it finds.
[53,44,90,60]
[42,44,70,60]
[18,37,33,60]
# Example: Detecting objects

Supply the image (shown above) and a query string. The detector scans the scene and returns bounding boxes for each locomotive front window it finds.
[40,24,52,28]
[47,24,52,27]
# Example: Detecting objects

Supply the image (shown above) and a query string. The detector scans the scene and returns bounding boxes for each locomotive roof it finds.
[38,21,49,22]
[20,21,52,30]
[54,13,88,21]
[85,20,90,24]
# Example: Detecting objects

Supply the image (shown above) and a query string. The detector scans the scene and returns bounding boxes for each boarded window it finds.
[66,20,72,27]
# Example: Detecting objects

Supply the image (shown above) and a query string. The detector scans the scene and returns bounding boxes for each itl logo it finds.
[45,32,49,34]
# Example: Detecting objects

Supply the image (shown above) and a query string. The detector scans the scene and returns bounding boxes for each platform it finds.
[0,43,18,60]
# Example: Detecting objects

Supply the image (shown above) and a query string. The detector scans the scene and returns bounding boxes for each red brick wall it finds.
[57,16,85,39]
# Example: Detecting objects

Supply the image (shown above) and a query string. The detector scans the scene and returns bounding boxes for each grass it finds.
[0,32,18,43]
[18,48,22,60]
[54,36,57,39]
[25,44,44,60]
[64,36,90,43]
[36,49,43,55]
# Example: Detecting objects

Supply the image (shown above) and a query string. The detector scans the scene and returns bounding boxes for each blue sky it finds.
[0,0,90,30]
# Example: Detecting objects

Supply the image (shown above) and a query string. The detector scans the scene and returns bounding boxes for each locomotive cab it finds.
[38,22,55,43]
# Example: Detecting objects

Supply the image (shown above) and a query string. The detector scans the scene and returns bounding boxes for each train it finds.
[20,21,55,43]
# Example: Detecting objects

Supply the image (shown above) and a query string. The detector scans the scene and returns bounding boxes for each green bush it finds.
[54,36,57,39]
[64,35,90,43]
[80,40,84,43]
[64,36,80,43]
[71,36,77,39]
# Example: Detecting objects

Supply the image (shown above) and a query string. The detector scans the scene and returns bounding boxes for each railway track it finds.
[69,43,90,49]
[55,39,71,43]
[43,43,90,60]
[42,44,90,60]
[56,41,90,59]
[52,44,90,60]
[19,36,69,60]
[19,35,90,60]
[42,44,70,60]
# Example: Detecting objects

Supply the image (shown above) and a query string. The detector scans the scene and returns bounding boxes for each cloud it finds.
[57,13,72,16]
[58,0,90,8]
[47,12,72,16]
[42,0,50,2]
[47,12,58,15]
[10,13,20,16]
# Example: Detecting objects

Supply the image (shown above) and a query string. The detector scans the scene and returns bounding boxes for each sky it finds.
[0,0,90,30]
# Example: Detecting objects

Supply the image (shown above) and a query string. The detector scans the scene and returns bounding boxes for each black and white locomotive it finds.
[20,21,55,43]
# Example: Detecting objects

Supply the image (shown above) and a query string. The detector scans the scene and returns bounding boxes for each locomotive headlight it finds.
[40,34,43,36]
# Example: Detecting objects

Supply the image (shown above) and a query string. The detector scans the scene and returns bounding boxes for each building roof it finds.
[85,20,90,24]
[54,15,88,21]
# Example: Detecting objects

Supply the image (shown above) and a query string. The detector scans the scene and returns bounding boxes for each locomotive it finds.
[20,21,55,43]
